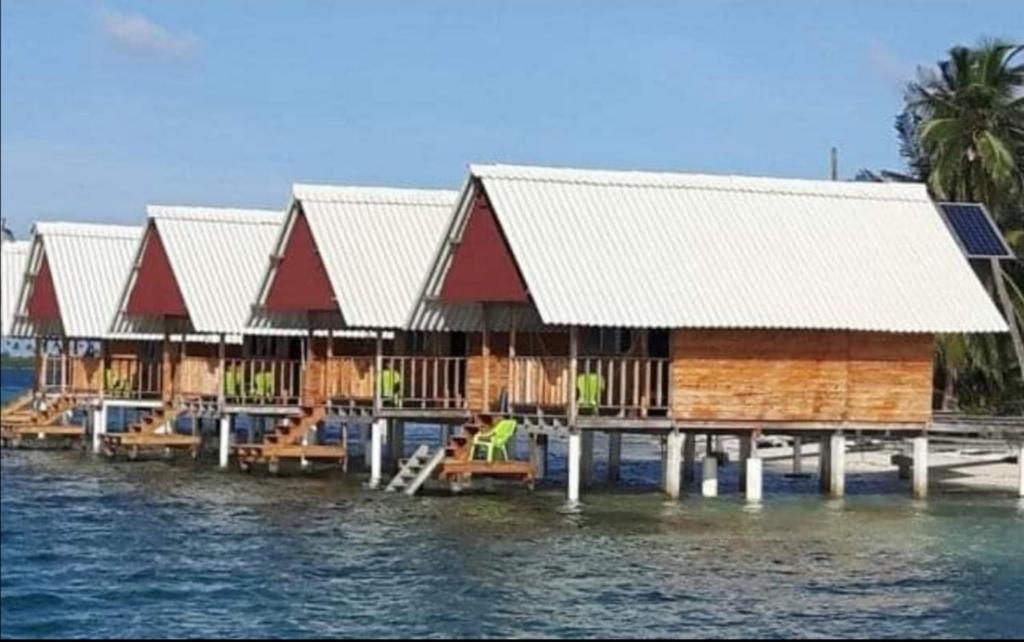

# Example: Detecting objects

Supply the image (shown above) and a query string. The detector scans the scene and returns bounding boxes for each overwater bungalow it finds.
[0,239,31,434]
[1,223,147,447]
[105,206,283,459]
[407,164,1009,501]
[1,239,30,342]
[243,184,460,478]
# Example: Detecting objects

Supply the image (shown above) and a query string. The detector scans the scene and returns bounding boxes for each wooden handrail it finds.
[509,356,671,416]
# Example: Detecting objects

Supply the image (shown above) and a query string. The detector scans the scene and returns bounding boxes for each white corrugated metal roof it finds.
[250,184,458,331]
[112,206,283,336]
[1,241,30,337]
[413,163,1007,333]
[11,223,144,338]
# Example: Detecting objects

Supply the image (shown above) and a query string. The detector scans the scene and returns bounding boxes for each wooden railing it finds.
[105,356,163,400]
[509,356,671,417]
[509,357,571,409]
[224,358,303,406]
[577,357,671,417]
[378,356,467,409]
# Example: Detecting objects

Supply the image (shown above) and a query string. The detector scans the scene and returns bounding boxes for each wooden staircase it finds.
[233,404,346,473]
[101,402,198,459]
[435,416,536,490]
[0,394,86,448]
[0,391,35,421]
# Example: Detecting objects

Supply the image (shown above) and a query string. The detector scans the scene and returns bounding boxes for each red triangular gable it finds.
[26,254,61,320]
[265,211,336,312]
[440,190,529,303]
[126,225,188,317]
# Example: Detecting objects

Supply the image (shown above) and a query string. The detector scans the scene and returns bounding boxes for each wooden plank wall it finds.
[467,331,509,412]
[671,329,933,424]
[70,357,103,393]
[178,356,219,397]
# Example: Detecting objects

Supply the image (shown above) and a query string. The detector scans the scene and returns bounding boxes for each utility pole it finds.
[829,147,839,181]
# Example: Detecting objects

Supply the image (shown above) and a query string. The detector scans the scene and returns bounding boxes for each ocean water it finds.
[2,368,1023,638]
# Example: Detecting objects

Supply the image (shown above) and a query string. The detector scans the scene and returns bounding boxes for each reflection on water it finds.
[3,369,1024,638]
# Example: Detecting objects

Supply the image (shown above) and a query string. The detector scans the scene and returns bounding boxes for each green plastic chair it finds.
[224,368,242,398]
[104,368,128,396]
[472,418,518,463]
[250,371,274,401]
[576,372,604,413]
[379,368,402,405]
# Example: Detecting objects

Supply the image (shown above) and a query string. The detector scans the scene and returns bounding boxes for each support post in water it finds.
[664,430,683,499]
[912,436,928,500]
[219,414,231,469]
[683,432,696,484]
[91,401,107,454]
[701,454,718,498]
[829,433,845,498]
[746,456,763,502]
[369,418,385,489]
[567,431,582,504]
[739,433,753,490]
[819,435,831,493]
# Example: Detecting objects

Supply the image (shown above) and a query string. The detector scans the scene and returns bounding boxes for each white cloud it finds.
[98,7,200,59]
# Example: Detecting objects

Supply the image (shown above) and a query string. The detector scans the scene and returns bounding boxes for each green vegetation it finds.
[865,40,1023,415]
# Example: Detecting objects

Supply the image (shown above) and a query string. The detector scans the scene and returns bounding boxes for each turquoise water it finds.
[3,368,1023,638]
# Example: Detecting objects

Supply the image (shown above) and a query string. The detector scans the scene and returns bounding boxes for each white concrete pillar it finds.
[91,402,107,454]
[607,432,622,484]
[829,434,845,498]
[664,431,683,499]
[701,456,718,497]
[792,436,803,475]
[218,414,231,469]
[567,432,582,504]
[745,457,763,502]
[912,436,928,499]
[369,418,385,488]
[683,432,696,484]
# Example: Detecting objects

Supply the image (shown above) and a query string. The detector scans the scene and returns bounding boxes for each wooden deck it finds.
[1,424,85,447]
[435,419,536,488]
[101,432,201,458]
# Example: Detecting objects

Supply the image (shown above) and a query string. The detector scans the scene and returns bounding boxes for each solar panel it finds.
[937,203,1014,259]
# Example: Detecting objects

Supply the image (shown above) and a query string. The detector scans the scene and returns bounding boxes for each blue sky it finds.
[1,0,1021,237]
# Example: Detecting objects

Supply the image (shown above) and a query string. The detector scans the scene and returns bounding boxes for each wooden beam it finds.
[481,305,490,414]
[373,331,383,416]
[568,326,578,426]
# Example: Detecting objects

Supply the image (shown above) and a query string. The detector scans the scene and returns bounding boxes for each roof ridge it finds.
[471,163,928,202]
[293,183,458,206]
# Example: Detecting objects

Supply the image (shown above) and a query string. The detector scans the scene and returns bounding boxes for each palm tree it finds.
[909,40,1023,211]
[907,40,1024,411]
